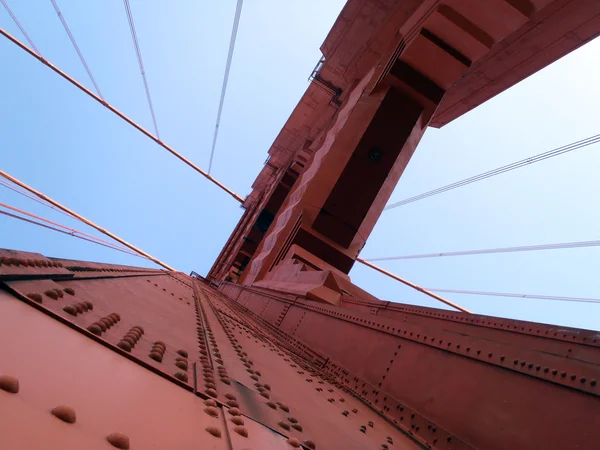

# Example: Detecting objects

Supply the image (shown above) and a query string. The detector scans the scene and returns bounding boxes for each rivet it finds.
[88,324,102,335]
[44,290,59,300]
[291,423,303,431]
[287,438,301,447]
[51,405,76,423]
[260,391,270,399]
[251,375,259,381]
[234,426,248,437]
[64,287,75,296]
[267,401,277,409]
[204,399,217,407]
[279,403,290,413]
[118,341,132,352]
[96,321,107,332]
[84,301,93,310]
[122,336,136,347]
[149,351,163,362]
[204,406,219,417]
[176,361,188,371]
[227,399,239,407]
[177,349,188,358]
[279,421,291,431]
[27,293,43,303]
[63,305,78,316]
[206,388,218,397]
[231,416,244,426]
[228,407,241,416]
[303,439,316,449]
[53,289,64,298]
[174,372,188,382]
[106,432,130,449]
[225,393,237,400]
[205,426,221,438]
[0,375,19,393]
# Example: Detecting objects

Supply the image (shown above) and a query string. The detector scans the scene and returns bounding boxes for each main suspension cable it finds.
[208,0,244,174]
[0,169,175,270]
[0,0,41,54]
[122,0,160,138]
[0,26,244,203]
[385,133,600,211]
[424,287,600,305]
[364,239,600,261]
[356,257,472,313]
[49,0,104,99]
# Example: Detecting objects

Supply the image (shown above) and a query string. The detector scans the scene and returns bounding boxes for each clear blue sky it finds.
[1,1,599,330]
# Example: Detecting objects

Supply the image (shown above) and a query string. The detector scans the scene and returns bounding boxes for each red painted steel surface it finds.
[0,250,421,450]
[4,1,600,449]
[220,282,600,450]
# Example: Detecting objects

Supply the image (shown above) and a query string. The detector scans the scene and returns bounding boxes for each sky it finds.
[1,1,599,331]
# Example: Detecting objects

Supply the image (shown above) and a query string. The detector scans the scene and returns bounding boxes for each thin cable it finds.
[356,257,472,313]
[424,288,600,305]
[0,178,73,219]
[49,0,104,99]
[208,0,244,174]
[364,239,600,261]
[122,0,160,138]
[0,26,244,203]
[0,210,146,258]
[0,169,175,270]
[385,133,600,211]
[0,201,142,257]
[0,0,41,54]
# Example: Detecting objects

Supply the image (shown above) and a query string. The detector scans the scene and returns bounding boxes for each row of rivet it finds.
[88,313,121,336]
[0,257,63,268]
[204,291,318,449]
[63,301,94,316]
[193,285,251,440]
[116,326,142,351]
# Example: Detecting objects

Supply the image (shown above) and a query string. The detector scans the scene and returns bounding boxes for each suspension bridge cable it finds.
[0,26,244,203]
[356,257,472,313]
[0,209,146,258]
[0,0,41,55]
[208,0,244,174]
[424,288,600,305]
[49,0,104,99]
[384,133,600,211]
[364,239,600,261]
[0,169,175,270]
[122,0,160,138]
[0,178,74,219]
[0,201,142,257]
